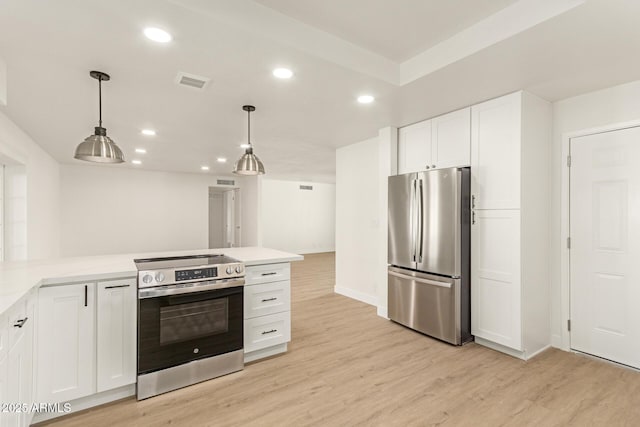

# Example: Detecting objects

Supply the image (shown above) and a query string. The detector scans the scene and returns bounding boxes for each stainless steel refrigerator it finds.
[388,167,471,345]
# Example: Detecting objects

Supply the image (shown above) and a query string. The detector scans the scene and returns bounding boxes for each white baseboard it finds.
[32,384,135,423]
[334,286,378,307]
[551,334,562,349]
[377,306,388,319]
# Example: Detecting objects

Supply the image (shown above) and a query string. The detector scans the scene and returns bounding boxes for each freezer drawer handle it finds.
[388,270,452,288]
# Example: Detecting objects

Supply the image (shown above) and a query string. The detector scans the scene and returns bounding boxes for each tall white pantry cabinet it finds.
[470,91,551,359]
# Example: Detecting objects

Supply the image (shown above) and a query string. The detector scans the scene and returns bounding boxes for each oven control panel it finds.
[175,267,217,282]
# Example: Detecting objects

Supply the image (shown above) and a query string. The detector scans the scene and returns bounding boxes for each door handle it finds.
[84,285,88,307]
[13,317,28,328]
[388,270,453,288]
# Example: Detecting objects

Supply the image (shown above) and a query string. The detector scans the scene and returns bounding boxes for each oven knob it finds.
[226,266,233,274]
[142,274,153,284]
[235,266,243,274]
[155,272,165,283]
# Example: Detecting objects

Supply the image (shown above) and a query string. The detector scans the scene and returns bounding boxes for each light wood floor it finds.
[42,252,640,426]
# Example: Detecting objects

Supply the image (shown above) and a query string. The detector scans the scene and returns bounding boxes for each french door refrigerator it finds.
[388,167,471,345]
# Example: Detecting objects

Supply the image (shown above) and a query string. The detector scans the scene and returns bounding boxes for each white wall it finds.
[335,129,395,308]
[261,179,335,254]
[0,111,60,260]
[60,165,257,256]
[550,79,640,347]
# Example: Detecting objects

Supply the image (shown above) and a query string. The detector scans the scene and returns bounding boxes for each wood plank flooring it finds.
[41,252,640,426]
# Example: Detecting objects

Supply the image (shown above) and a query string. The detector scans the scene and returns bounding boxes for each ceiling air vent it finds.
[300,185,313,190]
[217,179,235,186]
[175,72,210,89]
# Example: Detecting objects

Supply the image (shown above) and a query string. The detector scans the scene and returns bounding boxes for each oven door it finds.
[138,280,244,375]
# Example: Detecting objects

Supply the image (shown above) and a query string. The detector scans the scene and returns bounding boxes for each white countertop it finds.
[0,247,303,315]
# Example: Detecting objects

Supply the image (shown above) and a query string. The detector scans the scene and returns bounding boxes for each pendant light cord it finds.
[247,108,251,146]
[98,75,103,128]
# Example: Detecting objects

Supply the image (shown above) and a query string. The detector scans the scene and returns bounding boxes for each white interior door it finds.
[570,126,640,368]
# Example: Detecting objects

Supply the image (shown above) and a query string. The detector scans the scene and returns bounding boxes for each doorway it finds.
[208,187,241,249]
[569,125,640,369]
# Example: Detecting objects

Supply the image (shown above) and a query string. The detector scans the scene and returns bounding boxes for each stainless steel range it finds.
[135,254,245,400]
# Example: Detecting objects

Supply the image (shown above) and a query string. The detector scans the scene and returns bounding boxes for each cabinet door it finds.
[37,284,95,403]
[0,353,10,427]
[471,209,522,350]
[431,107,471,169]
[398,120,431,174]
[471,92,521,209]
[96,278,136,392]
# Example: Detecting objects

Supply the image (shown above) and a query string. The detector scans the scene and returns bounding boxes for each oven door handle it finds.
[138,278,245,299]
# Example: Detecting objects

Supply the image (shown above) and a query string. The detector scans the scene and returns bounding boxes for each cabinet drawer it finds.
[244,311,291,353]
[0,312,7,362]
[7,299,27,350]
[245,263,290,285]
[244,281,291,319]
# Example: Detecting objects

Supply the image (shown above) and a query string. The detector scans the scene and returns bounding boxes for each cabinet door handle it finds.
[472,195,476,209]
[261,329,278,335]
[261,297,277,302]
[84,285,88,307]
[431,164,436,169]
[13,317,28,328]
[105,284,131,289]
[472,210,476,225]
[425,165,430,169]
[261,272,277,276]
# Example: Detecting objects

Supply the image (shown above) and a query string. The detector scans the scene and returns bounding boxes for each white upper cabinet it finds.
[431,107,471,169]
[398,120,431,174]
[96,279,136,393]
[398,107,471,175]
[37,283,96,403]
[471,92,522,209]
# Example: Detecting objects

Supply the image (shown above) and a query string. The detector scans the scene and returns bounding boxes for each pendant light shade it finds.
[233,105,265,175]
[74,71,124,163]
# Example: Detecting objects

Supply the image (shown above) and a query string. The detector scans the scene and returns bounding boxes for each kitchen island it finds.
[0,247,302,425]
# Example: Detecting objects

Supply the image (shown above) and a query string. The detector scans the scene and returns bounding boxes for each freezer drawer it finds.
[388,266,469,345]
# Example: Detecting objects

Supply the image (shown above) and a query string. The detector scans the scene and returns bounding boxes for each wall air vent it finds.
[300,185,313,190]
[217,179,235,186]
[175,72,210,89]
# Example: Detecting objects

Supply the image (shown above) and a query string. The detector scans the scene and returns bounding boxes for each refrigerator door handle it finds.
[388,270,452,288]
[410,178,416,262]
[417,178,424,263]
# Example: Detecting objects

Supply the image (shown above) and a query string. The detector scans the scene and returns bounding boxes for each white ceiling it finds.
[254,0,518,62]
[0,0,639,183]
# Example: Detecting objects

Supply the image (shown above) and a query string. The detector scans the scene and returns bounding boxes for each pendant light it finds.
[233,105,265,175]
[74,71,124,163]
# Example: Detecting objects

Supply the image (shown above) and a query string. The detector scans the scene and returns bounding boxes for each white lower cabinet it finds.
[244,263,292,362]
[36,277,136,407]
[471,210,522,350]
[37,283,95,403]
[244,311,291,353]
[96,279,136,392]
[1,291,35,427]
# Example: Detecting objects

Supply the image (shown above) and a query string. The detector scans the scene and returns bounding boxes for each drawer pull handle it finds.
[261,297,277,302]
[261,272,277,276]
[13,317,28,328]
[105,284,131,289]
[261,329,278,335]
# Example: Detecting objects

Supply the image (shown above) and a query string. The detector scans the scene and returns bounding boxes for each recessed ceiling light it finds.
[273,68,293,79]
[144,27,172,43]
[217,157,227,163]
[357,95,375,104]
[201,166,210,171]
[132,160,142,165]
[240,143,250,149]
[135,148,147,154]
[141,129,156,136]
